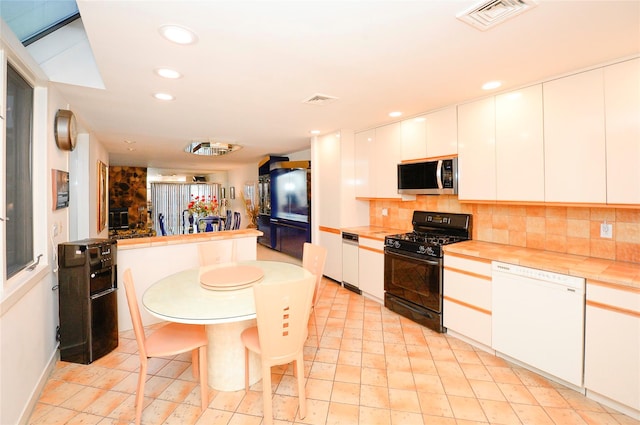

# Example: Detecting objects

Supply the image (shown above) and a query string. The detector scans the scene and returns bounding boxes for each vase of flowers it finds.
[187,194,219,232]
[240,189,259,228]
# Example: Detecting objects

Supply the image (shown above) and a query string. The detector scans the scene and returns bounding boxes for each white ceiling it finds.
[46,0,640,174]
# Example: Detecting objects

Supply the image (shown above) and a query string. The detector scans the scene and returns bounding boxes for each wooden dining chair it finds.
[240,274,316,425]
[122,269,209,425]
[302,242,328,346]
[197,239,236,266]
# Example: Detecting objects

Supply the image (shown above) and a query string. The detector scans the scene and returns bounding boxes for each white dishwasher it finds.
[342,232,361,294]
[492,261,585,388]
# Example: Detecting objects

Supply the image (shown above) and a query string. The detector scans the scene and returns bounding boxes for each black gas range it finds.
[384,211,472,333]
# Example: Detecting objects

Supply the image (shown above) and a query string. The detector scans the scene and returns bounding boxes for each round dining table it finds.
[142,260,313,391]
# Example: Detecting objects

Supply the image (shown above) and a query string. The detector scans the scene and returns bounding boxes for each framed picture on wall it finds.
[52,169,70,210]
[98,161,108,232]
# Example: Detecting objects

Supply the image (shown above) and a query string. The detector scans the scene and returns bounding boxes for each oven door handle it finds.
[385,250,440,266]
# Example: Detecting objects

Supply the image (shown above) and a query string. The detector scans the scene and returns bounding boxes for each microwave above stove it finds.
[397,157,457,195]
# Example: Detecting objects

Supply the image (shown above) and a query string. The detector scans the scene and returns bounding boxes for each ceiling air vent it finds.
[302,93,338,106]
[457,0,538,31]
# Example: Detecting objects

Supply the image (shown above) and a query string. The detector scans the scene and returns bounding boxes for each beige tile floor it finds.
[28,246,639,425]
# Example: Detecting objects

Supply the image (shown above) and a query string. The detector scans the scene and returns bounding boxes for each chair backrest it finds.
[232,212,241,230]
[197,239,236,266]
[123,269,148,360]
[302,243,327,305]
[158,213,167,236]
[224,210,232,231]
[253,274,315,362]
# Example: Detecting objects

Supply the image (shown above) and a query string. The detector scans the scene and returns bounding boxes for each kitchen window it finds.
[5,63,34,279]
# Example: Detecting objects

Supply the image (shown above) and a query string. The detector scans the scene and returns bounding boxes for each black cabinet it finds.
[58,239,118,364]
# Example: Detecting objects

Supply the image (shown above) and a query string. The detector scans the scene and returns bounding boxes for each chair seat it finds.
[145,323,208,358]
[240,326,260,354]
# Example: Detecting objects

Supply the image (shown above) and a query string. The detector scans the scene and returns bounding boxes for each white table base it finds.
[206,319,262,391]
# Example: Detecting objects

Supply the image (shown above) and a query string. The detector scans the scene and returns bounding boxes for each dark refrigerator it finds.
[57,239,118,364]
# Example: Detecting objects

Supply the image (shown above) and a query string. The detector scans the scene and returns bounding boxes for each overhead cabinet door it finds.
[495,84,544,202]
[543,69,606,203]
[457,97,496,201]
[604,58,640,205]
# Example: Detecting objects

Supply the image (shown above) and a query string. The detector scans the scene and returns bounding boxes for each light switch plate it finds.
[600,222,613,238]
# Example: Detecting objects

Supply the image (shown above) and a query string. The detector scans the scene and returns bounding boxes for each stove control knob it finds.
[393,241,401,248]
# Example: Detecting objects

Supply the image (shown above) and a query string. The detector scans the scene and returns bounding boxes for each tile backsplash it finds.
[370,196,640,263]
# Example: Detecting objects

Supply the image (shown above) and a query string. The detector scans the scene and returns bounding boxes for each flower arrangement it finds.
[240,188,259,228]
[187,194,219,217]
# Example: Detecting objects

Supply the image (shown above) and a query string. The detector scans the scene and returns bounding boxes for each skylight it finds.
[0,0,80,45]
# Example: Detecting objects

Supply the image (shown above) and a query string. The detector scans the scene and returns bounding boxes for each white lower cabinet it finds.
[584,280,640,418]
[443,253,492,348]
[358,236,385,302]
[317,228,342,282]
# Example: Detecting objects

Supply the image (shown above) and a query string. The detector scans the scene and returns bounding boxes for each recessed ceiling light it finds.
[155,68,182,79]
[124,139,136,144]
[310,130,321,135]
[482,80,502,90]
[153,93,174,101]
[389,111,403,118]
[127,147,136,152]
[159,24,198,45]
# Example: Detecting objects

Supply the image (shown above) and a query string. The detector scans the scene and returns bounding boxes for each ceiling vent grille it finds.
[457,0,538,31]
[302,93,338,106]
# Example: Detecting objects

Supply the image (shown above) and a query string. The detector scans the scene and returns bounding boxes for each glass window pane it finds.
[5,64,34,278]
[0,1,80,45]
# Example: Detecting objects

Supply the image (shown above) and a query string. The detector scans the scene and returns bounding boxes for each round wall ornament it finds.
[54,109,77,151]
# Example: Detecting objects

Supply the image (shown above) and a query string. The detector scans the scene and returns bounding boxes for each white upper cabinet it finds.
[354,129,374,198]
[355,124,401,199]
[401,115,427,161]
[457,97,496,201]
[604,58,640,205]
[495,84,545,202]
[426,106,458,158]
[400,107,457,162]
[373,122,402,199]
[543,69,607,203]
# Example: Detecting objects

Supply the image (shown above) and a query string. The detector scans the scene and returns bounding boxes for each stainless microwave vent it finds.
[302,93,338,106]
[457,0,538,31]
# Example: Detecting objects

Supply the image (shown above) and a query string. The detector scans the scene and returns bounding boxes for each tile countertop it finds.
[341,226,406,241]
[444,240,640,290]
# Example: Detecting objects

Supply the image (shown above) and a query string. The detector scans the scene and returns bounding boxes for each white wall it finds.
[0,25,109,422]
[0,82,73,425]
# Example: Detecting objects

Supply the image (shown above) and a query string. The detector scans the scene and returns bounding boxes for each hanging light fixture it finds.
[184,140,242,156]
